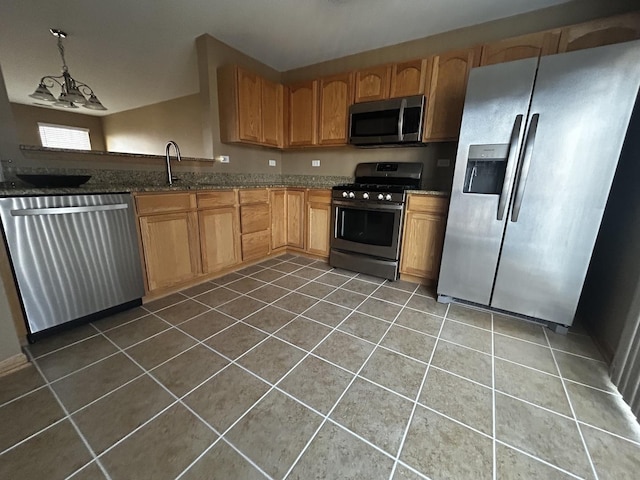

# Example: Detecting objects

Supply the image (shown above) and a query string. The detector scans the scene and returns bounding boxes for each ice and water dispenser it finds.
[463,144,510,194]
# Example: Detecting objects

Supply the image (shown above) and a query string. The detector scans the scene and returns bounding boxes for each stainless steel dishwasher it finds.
[0,193,144,341]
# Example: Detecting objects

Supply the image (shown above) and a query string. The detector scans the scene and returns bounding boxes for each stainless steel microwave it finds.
[348,95,426,146]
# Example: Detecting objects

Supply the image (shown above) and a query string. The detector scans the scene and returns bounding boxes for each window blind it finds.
[38,123,91,150]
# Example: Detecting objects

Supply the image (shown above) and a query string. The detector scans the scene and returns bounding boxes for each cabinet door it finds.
[306,202,331,257]
[199,208,240,274]
[261,78,283,147]
[287,81,318,146]
[270,190,287,250]
[242,230,270,261]
[240,204,270,234]
[286,190,305,249]
[237,68,262,143]
[480,31,560,66]
[354,66,391,102]
[139,212,200,291]
[318,73,353,145]
[390,59,429,98]
[424,47,481,142]
[399,210,446,282]
[558,12,640,53]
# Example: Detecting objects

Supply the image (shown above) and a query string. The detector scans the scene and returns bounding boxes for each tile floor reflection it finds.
[1,254,639,479]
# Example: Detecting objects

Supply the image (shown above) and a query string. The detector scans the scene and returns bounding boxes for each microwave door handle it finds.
[511,113,539,222]
[497,114,524,221]
[397,98,407,141]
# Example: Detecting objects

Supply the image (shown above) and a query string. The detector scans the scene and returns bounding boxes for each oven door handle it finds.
[332,200,404,211]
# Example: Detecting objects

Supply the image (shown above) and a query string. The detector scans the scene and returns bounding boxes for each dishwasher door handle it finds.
[11,203,129,216]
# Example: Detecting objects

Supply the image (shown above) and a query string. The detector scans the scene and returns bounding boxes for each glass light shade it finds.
[29,83,56,102]
[53,96,79,108]
[64,86,86,104]
[83,93,107,110]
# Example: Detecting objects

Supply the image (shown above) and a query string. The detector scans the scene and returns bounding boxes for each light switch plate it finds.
[215,155,230,163]
[312,160,320,167]
[269,159,277,167]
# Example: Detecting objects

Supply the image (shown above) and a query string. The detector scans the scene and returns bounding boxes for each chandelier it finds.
[29,29,106,110]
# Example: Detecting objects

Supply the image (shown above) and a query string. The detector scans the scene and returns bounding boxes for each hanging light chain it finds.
[57,35,69,73]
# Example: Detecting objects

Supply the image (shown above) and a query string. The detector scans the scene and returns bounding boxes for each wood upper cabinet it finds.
[390,59,429,98]
[197,191,240,274]
[354,65,391,102]
[400,195,448,283]
[558,11,640,53]
[480,31,560,66]
[287,80,318,146]
[261,77,283,147]
[286,190,305,249]
[218,65,283,148]
[306,190,332,258]
[136,193,201,292]
[423,47,481,142]
[318,73,353,145]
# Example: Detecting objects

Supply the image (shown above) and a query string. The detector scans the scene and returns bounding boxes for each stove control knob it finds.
[348,192,355,199]
[385,194,393,201]
[362,192,369,199]
[342,191,348,198]
[377,193,384,200]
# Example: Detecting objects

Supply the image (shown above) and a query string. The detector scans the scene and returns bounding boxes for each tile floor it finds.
[1,254,640,479]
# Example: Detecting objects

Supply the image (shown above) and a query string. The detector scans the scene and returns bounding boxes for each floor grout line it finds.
[543,327,600,480]
[494,439,584,480]
[22,347,113,480]
[388,300,449,480]
[491,313,497,480]
[4,257,636,479]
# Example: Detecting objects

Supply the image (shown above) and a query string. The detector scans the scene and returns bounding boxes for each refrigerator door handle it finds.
[511,113,539,222]
[497,114,524,220]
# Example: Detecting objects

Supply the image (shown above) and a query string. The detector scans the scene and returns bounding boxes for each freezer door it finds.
[492,41,640,325]
[437,58,538,304]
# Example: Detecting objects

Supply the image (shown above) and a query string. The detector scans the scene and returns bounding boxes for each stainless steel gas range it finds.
[329,162,423,280]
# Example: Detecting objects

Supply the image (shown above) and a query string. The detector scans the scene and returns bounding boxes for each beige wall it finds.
[196,34,284,174]
[282,0,639,83]
[0,64,24,358]
[11,103,106,151]
[103,94,206,158]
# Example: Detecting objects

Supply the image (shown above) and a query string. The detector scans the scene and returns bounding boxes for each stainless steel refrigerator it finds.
[437,40,640,331]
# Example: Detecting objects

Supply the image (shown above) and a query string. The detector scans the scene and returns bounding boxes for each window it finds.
[38,123,91,150]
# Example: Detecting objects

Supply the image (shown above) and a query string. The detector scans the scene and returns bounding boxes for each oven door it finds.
[331,199,404,260]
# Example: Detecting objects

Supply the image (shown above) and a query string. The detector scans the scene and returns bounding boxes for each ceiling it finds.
[0,0,570,115]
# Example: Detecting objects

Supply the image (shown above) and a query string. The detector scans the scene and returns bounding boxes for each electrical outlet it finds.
[268,159,277,167]
[437,158,450,167]
[215,155,230,163]
[312,160,320,167]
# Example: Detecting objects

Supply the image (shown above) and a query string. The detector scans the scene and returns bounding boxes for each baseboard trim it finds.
[0,353,29,377]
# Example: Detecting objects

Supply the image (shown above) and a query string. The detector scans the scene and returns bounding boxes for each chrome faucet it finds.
[165,141,181,185]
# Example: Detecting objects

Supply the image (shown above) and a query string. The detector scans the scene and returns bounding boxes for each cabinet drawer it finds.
[197,190,237,209]
[307,189,331,204]
[407,195,448,213]
[240,204,270,233]
[239,189,269,204]
[135,193,196,215]
[242,230,270,260]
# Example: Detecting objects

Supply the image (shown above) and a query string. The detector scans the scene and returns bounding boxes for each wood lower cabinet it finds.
[480,31,560,66]
[138,211,201,291]
[286,190,305,249]
[318,73,353,145]
[239,189,270,261]
[306,190,332,258]
[558,11,640,53]
[270,189,287,250]
[198,191,240,274]
[287,80,318,146]
[423,47,481,142]
[400,194,449,284]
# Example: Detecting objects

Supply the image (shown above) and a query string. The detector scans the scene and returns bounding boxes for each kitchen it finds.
[1,0,640,478]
